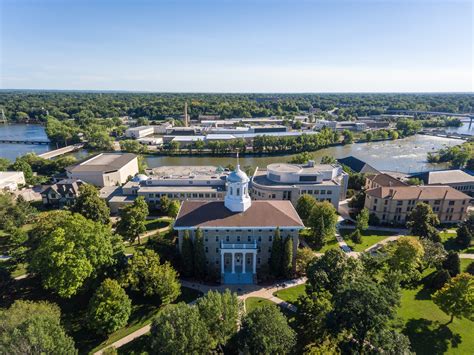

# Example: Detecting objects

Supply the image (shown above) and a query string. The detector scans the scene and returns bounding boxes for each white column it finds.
[252,252,256,274]
[243,253,246,274]
[231,252,235,274]
[221,252,224,274]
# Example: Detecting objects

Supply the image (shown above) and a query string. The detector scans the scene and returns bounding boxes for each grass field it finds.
[440,231,474,254]
[397,282,474,354]
[460,258,473,272]
[273,284,306,304]
[300,229,340,252]
[244,297,274,313]
[145,218,171,232]
[340,229,397,252]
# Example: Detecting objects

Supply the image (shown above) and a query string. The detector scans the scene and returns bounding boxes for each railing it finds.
[220,242,257,249]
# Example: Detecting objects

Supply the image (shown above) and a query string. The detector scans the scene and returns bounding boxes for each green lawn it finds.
[145,218,171,232]
[300,229,339,253]
[440,232,474,254]
[460,258,473,272]
[244,297,274,313]
[273,284,306,304]
[397,282,474,355]
[340,229,397,252]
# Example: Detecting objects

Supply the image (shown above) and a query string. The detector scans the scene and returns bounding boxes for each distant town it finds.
[1,92,473,354]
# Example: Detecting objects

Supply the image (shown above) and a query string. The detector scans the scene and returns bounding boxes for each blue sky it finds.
[1,0,472,92]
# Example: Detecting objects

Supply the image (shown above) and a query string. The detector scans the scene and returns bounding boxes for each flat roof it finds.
[252,169,339,187]
[267,163,338,174]
[67,153,137,173]
[175,200,304,228]
[427,170,474,185]
[366,186,471,200]
[146,165,228,179]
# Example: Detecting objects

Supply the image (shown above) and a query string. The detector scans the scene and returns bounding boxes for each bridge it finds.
[38,143,85,160]
[0,139,51,145]
[419,130,470,141]
[387,109,474,120]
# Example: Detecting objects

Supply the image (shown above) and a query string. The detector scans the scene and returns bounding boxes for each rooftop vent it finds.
[308,160,315,167]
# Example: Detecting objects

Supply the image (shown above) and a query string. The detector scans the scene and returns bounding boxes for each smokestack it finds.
[184,102,188,127]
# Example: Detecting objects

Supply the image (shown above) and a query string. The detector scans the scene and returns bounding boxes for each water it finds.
[445,120,474,136]
[0,124,53,161]
[144,135,463,173]
[0,124,465,173]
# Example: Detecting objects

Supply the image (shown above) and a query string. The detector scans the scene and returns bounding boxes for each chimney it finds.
[308,160,315,167]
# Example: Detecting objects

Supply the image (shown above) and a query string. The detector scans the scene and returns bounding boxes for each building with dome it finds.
[174,162,305,284]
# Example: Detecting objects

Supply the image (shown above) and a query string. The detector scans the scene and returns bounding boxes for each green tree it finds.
[0,300,76,354]
[332,276,400,353]
[386,237,424,284]
[341,130,353,144]
[421,239,447,270]
[238,304,296,354]
[407,202,440,242]
[456,223,472,249]
[88,279,132,335]
[71,184,110,225]
[193,228,207,279]
[29,211,115,298]
[121,249,180,304]
[320,155,336,164]
[270,228,283,277]
[160,195,171,214]
[196,290,241,351]
[433,273,474,324]
[296,194,317,223]
[307,201,338,249]
[0,157,10,171]
[355,208,369,231]
[350,229,362,244]
[442,251,461,277]
[11,159,33,184]
[168,200,180,218]
[389,130,399,140]
[288,151,313,164]
[282,236,294,278]
[365,131,373,141]
[181,230,194,277]
[296,247,315,276]
[150,303,211,354]
[116,196,149,244]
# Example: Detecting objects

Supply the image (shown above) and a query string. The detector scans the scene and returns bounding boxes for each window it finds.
[382,214,386,220]
[434,200,441,205]
[205,247,208,253]
[373,206,376,211]
[299,175,317,182]
[237,236,241,242]
[449,201,455,206]
[384,200,388,205]
[320,190,326,195]
[327,190,332,195]
[269,235,273,242]
[374,199,378,204]
[397,201,403,206]
[226,236,230,242]
[230,187,233,195]
[248,236,251,242]
[237,188,240,196]
[215,236,219,242]
[216,248,219,253]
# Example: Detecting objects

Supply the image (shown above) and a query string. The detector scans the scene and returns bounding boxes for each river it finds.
[0,123,468,173]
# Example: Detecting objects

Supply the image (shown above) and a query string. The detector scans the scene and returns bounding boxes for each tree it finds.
[193,228,207,279]
[456,223,472,249]
[11,159,33,184]
[350,229,362,244]
[407,203,440,242]
[442,251,461,277]
[331,277,400,353]
[288,151,313,164]
[116,196,149,244]
[181,230,194,277]
[238,304,296,354]
[341,130,353,144]
[269,228,283,277]
[296,247,315,276]
[71,184,110,225]
[421,239,447,270]
[430,269,451,290]
[307,201,338,249]
[29,211,115,298]
[150,303,211,354]
[389,130,399,140]
[320,155,336,164]
[365,131,373,142]
[88,279,132,335]
[0,157,10,171]
[282,236,293,277]
[355,208,369,231]
[168,200,180,218]
[433,273,474,324]
[121,249,180,304]
[296,194,317,223]
[196,290,241,350]
[386,237,424,284]
[0,300,76,354]
[159,195,171,214]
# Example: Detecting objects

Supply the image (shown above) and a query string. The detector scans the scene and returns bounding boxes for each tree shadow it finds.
[403,318,462,355]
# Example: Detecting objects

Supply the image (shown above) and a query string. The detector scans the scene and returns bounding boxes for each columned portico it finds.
[220,242,257,284]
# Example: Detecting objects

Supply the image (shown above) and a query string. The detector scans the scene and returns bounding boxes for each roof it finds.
[366,173,408,187]
[366,186,472,201]
[174,200,305,228]
[227,166,249,183]
[67,153,137,173]
[42,179,84,196]
[413,170,474,185]
[337,156,380,174]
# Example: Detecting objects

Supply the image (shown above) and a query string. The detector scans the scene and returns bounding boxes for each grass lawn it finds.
[440,232,474,254]
[244,297,274,313]
[273,284,306,304]
[144,218,171,232]
[340,229,397,252]
[460,258,473,272]
[300,229,339,253]
[397,276,474,354]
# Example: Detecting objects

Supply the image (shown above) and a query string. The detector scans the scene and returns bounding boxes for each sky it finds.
[0,0,472,92]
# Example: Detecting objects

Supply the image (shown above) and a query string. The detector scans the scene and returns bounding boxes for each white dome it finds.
[227,166,249,183]
[132,174,148,182]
